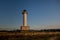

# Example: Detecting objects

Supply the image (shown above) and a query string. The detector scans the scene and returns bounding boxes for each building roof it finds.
[22,10,28,14]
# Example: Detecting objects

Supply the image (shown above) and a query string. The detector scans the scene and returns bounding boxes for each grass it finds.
[0,31,60,40]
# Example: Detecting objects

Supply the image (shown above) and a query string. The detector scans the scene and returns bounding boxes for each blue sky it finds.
[0,0,60,30]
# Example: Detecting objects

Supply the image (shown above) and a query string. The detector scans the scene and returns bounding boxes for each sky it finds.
[0,0,60,30]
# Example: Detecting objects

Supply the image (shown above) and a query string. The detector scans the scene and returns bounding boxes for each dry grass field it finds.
[0,31,60,40]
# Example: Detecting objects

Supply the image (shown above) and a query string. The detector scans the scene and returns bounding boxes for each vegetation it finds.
[0,29,60,40]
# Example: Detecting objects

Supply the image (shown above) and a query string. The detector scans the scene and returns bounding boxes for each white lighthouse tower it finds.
[21,10,30,30]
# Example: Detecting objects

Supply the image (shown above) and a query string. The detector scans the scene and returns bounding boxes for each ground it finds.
[0,31,60,40]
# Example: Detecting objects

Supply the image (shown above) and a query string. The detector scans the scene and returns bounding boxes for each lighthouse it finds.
[21,10,30,30]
